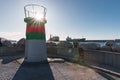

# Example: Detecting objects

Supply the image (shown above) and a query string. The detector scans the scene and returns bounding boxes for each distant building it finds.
[73,38,86,42]
[51,36,59,41]
[49,35,59,41]
[66,36,72,42]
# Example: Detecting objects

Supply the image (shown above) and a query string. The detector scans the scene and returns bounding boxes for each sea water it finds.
[50,41,120,47]
[79,41,120,46]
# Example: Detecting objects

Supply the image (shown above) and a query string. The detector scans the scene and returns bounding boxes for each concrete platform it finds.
[0,55,119,80]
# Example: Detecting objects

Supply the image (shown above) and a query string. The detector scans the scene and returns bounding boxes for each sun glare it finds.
[35,13,43,20]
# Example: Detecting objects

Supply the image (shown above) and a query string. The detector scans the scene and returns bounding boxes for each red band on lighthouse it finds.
[26,25,45,33]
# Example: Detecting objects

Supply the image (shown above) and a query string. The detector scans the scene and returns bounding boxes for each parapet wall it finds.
[84,50,120,69]
[0,47,24,56]
[57,48,80,62]
[47,46,84,64]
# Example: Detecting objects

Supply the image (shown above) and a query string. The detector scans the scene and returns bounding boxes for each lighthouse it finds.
[24,4,47,62]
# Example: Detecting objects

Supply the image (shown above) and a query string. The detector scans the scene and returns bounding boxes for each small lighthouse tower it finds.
[24,4,47,62]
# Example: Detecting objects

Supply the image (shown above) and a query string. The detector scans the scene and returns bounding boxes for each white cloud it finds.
[0,32,25,41]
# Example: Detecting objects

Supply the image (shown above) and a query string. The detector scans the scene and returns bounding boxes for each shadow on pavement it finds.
[49,60,64,63]
[96,70,116,80]
[0,54,24,64]
[12,61,55,80]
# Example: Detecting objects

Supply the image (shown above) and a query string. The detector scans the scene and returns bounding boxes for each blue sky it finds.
[0,0,120,40]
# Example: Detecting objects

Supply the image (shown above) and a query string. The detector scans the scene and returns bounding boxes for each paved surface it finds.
[0,55,120,80]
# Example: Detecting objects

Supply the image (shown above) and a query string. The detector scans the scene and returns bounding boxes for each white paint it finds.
[25,40,47,62]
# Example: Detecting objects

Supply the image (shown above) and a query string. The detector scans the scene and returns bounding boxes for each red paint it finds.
[26,25,45,33]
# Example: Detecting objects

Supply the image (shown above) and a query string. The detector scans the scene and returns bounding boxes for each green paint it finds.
[26,32,46,40]
[24,17,46,26]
